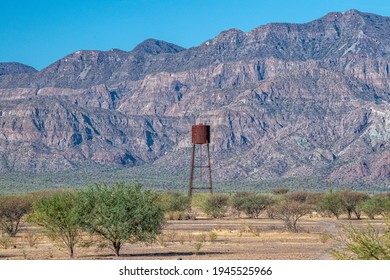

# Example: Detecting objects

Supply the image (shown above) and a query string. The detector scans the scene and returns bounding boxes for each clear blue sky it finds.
[1,0,389,70]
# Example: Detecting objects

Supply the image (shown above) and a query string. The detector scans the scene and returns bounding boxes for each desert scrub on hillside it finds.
[78,182,165,256]
[0,194,34,237]
[332,220,390,259]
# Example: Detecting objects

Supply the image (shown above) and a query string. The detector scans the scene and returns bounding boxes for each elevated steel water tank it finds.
[191,124,210,144]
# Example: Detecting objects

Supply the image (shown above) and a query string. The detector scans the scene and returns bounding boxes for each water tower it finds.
[189,124,213,196]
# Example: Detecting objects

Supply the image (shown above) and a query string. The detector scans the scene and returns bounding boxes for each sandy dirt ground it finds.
[0,216,386,260]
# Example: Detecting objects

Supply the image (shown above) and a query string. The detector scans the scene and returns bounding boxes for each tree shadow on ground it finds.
[80,251,231,259]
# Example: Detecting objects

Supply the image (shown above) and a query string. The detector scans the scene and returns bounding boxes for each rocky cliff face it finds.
[0,10,389,188]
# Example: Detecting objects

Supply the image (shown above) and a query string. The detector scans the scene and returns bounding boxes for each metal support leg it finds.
[207,143,213,194]
[189,143,213,196]
[189,144,195,197]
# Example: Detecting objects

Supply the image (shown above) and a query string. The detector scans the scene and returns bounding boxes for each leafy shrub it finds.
[30,191,82,258]
[361,197,384,219]
[361,196,390,219]
[201,194,229,218]
[317,192,345,219]
[159,192,191,212]
[232,192,250,215]
[78,182,165,256]
[272,187,290,195]
[159,192,191,220]
[191,193,210,208]
[375,194,390,217]
[232,192,274,218]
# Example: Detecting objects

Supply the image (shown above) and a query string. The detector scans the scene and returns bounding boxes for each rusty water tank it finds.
[192,124,210,144]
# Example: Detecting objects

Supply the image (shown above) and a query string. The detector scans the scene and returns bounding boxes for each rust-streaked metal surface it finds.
[191,124,210,144]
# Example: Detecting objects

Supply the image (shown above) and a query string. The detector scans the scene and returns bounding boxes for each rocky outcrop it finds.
[0,10,389,188]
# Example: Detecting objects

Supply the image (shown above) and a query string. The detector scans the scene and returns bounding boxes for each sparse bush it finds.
[285,191,309,203]
[272,201,309,232]
[159,192,191,220]
[238,224,249,236]
[177,233,186,245]
[266,205,276,219]
[187,231,194,242]
[156,234,167,247]
[252,228,261,236]
[165,230,177,243]
[168,211,187,220]
[196,232,208,243]
[29,191,82,258]
[0,233,14,249]
[0,194,34,237]
[26,232,40,248]
[232,192,274,219]
[340,190,368,219]
[208,231,218,243]
[272,187,289,195]
[238,223,256,235]
[201,194,229,218]
[193,242,203,255]
[319,231,333,243]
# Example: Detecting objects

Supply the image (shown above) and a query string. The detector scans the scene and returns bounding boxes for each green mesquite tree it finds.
[79,182,165,256]
[30,191,82,258]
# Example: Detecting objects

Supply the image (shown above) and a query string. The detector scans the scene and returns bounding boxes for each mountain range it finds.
[0,9,389,189]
